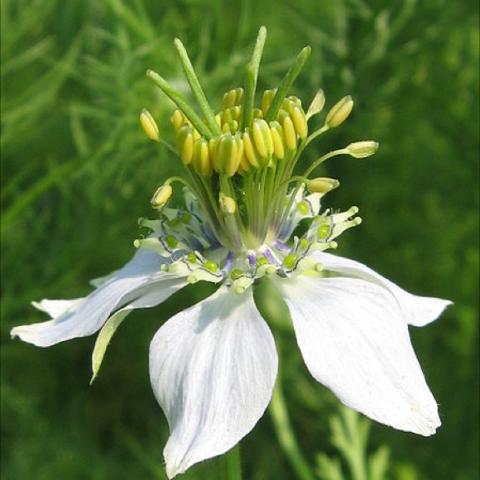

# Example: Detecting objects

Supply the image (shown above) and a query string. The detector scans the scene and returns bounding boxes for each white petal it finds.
[149,286,278,478]
[314,252,451,326]
[11,249,184,347]
[31,298,84,317]
[90,281,184,383]
[276,274,441,436]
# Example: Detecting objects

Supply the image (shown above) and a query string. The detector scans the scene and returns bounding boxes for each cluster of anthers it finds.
[138,27,378,294]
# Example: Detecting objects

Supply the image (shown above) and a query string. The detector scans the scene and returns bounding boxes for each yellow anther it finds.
[223,108,234,124]
[170,109,185,131]
[288,96,302,108]
[229,120,239,133]
[176,125,194,165]
[253,108,263,119]
[307,177,340,193]
[345,141,379,158]
[192,129,201,141]
[208,137,218,159]
[140,109,159,141]
[192,138,212,176]
[151,184,172,209]
[215,113,222,127]
[261,89,277,116]
[238,151,251,173]
[291,106,308,139]
[306,89,325,119]
[222,123,232,133]
[243,129,261,168]
[252,119,273,159]
[219,193,237,214]
[279,110,297,150]
[281,98,295,114]
[222,88,244,109]
[213,133,240,177]
[231,106,241,120]
[325,95,354,128]
[223,89,238,109]
[269,121,285,159]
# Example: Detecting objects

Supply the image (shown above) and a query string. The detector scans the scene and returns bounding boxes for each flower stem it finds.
[269,374,315,480]
[218,445,242,480]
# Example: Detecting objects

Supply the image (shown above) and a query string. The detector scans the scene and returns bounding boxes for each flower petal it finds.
[149,286,278,478]
[90,281,187,384]
[276,274,441,436]
[314,252,451,326]
[11,250,185,347]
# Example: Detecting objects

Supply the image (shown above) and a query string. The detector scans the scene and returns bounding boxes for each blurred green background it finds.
[1,0,478,479]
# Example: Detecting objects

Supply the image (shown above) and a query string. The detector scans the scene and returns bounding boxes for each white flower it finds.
[11,30,451,479]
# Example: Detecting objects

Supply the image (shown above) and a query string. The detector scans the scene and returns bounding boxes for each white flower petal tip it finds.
[11,249,186,348]
[276,275,442,437]
[314,252,452,327]
[149,286,278,477]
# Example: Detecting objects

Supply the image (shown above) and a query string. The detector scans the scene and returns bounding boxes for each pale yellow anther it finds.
[252,119,273,159]
[288,96,302,108]
[253,108,264,119]
[261,89,277,116]
[215,113,222,127]
[243,129,261,168]
[239,151,251,173]
[192,138,212,176]
[171,109,185,130]
[223,89,237,109]
[291,106,308,139]
[346,141,379,158]
[223,108,234,124]
[213,133,240,177]
[306,89,325,119]
[278,111,297,150]
[176,125,194,165]
[231,106,241,120]
[208,137,218,159]
[192,129,201,141]
[140,109,159,141]
[181,132,194,165]
[269,121,285,159]
[325,95,354,128]
[229,120,239,132]
[307,177,340,193]
[151,184,172,209]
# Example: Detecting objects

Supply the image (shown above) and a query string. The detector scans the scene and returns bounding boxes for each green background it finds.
[1,0,478,479]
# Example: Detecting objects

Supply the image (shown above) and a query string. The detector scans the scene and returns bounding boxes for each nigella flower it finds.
[12,27,451,479]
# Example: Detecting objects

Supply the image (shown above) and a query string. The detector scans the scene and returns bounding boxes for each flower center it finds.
[137,30,378,291]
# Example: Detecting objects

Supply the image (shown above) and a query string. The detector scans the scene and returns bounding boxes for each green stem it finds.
[302,149,347,178]
[146,69,212,139]
[215,445,242,480]
[241,26,267,130]
[269,376,315,480]
[265,46,311,122]
[174,38,221,136]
